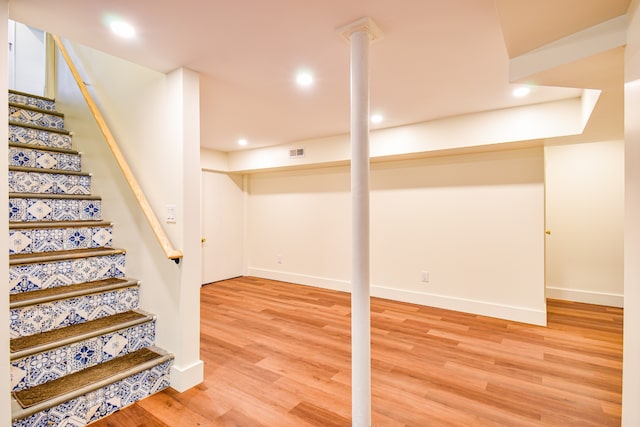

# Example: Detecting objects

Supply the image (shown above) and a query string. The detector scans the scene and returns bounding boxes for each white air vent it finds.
[289,148,305,158]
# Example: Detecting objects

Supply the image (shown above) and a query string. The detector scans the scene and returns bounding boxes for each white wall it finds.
[545,141,624,306]
[54,42,202,392]
[624,1,640,424]
[248,148,546,325]
[1,2,11,425]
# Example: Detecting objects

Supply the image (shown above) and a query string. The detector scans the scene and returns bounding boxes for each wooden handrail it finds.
[52,35,183,263]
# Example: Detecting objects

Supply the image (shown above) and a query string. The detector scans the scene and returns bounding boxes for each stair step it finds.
[9,221,113,255]
[9,102,65,130]
[9,168,91,195]
[11,347,173,424]
[9,193,102,222]
[10,277,137,308]
[9,89,56,111]
[9,141,79,155]
[9,123,72,152]
[11,309,151,355]
[9,249,126,294]
[11,310,156,392]
[10,279,140,338]
[10,220,112,229]
[9,166,89,176]
[9,143,81,172]
[10,247,124,266]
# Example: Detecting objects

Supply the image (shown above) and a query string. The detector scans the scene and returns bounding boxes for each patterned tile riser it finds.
[9,226,113,255]
[9,146,82,172]
[9,254,126,294]
[9,171,91,195]
[11,321,156,392]
[9,197,102,222]
[10,287,139,338]
[10,106,65,130]
[9,125,72,150]
[9,93,56,111]
[11,361,172,427]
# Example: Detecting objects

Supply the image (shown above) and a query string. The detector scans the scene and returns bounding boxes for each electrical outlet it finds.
[277,255,283,264]
[421,271,429,283]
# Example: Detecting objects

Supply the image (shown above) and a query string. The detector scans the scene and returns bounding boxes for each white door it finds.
[9,21,46,95]
[201,171,244,284]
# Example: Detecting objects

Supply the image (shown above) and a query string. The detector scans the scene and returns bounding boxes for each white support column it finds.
[350,28,371,427]
[337,17,383,427]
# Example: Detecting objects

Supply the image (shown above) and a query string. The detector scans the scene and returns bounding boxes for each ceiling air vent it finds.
[289,148,305,158]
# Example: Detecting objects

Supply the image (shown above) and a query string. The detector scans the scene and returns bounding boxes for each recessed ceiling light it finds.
[238,138,248,146]
[295,70,314,87]
[110,20,136,38]
[371,113,383,124]
[513,86,531,98]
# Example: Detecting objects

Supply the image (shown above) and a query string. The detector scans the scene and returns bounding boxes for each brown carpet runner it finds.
[10,309,147,353]
[13,347,163,408]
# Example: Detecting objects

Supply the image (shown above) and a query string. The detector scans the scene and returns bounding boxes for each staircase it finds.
[7,90,173,426]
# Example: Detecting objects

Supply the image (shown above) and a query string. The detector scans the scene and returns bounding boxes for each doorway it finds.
[201,171,245,284]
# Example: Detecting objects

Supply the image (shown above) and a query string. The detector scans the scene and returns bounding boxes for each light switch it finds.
[166,205,177,223]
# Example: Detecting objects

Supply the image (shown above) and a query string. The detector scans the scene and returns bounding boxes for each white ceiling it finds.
[8,0,630,152]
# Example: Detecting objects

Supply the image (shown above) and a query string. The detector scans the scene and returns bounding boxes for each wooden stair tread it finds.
[9,101,65,117]
[9,192,101,200]
[9,165,90,176]
[9,247,125,266]
[12,347,167,409]
[8,121,71,135]
[9,89,55,103]
[9,277,137,308]
[10,310,151,356]
[8,142,79,155]
[10,220,112,229]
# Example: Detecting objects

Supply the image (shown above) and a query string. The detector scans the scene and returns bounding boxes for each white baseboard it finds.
[546,286,623,308]
[170,359,204,392]
[248,268,547,326]
[247,268,351,293]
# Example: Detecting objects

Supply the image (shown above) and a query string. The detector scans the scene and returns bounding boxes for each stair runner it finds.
[7,90,173,426]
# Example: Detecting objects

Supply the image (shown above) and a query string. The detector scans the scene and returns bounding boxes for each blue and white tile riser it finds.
[10,286,140,338]
[9,125,72,150]
[9,225,113,255]
[9,197,102,222]
[11,321,156,392]
[9,93,56,111]
[9,106,65,130]
[9,170,91,195]
[9,146,82,172]
[9,254,126,294]
[12,360,172,427]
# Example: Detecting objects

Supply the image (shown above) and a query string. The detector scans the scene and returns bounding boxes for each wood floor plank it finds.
[91,277,622,426]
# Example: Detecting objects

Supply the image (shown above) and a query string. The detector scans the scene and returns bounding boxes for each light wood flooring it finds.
[92,276,623,426]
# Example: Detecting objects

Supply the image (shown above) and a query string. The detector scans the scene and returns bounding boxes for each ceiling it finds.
[9,0,631,152]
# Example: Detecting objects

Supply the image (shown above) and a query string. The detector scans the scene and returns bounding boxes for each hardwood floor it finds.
[92,276,623,426]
